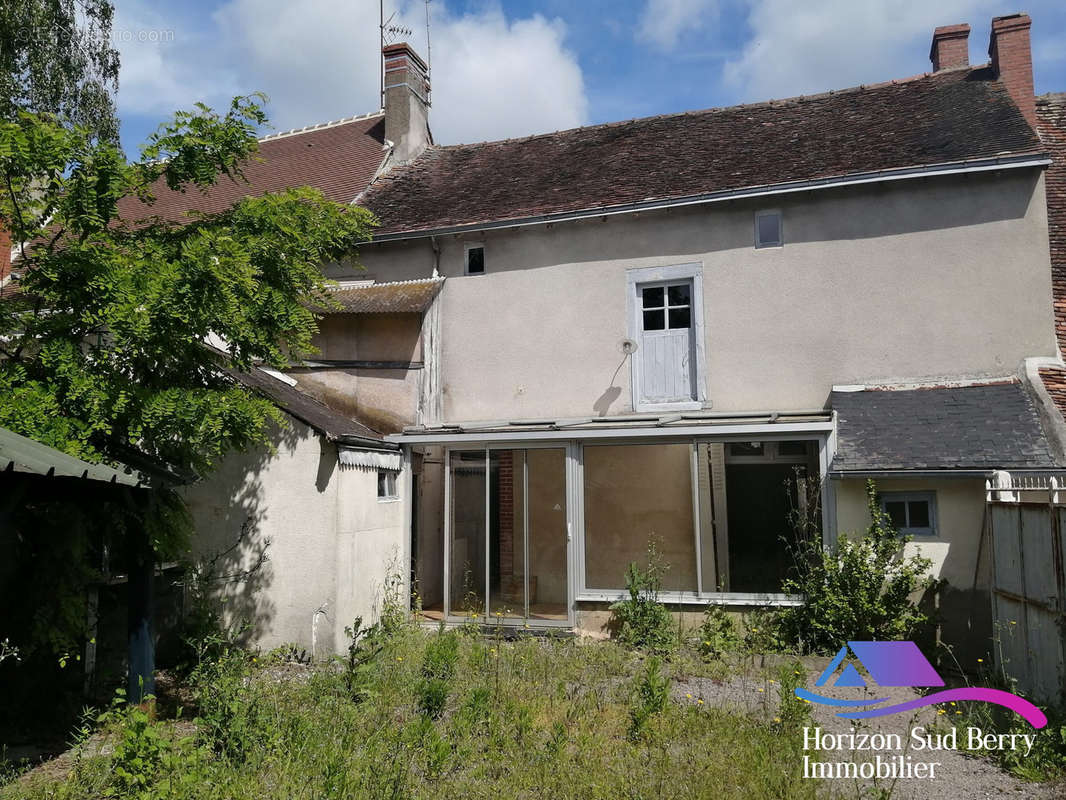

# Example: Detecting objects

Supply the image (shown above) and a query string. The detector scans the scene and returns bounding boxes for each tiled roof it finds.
[363,66,1044,237]
[328,277,443,314]
[227,366,393,447]
[117,112,386,225]
[830,381,1059,472]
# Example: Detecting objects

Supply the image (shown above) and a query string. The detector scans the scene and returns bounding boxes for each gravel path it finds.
[672,665,1062,800]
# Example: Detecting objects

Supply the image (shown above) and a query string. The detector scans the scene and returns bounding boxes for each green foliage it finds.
[342,618,382,705]
[610,541,675,653]
[741,608,787,656]
[189,649,264,763]
[417,631,459,718]
[0,0,121,141]
[627,657,670,740]
[773,661,811,730]
[698,605,739,659]
[0,99,376,477]
[778,480,934,653]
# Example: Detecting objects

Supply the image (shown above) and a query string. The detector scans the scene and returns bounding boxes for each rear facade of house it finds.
[185,15,1066,663]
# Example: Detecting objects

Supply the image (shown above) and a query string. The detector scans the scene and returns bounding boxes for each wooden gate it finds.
[987,475,1066,703]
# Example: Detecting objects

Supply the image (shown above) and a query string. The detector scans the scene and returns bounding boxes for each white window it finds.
[377,470,399,500]
[755,209,783,248]
[626,263,706,411]
[465,244,485,275]
[879,491,936,536]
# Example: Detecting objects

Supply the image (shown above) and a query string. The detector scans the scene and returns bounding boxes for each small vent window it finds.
[465,245,485,275]
[755,210,783,248]
[879,491,936,536]
[377,470,399,500]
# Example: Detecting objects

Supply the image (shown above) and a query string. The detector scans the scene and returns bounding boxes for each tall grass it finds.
[5,627,821,800]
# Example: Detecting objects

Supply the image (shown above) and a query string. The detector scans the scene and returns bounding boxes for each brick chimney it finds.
[382,42,432,165]
[929,23,970,71]
[988,13,1036,130]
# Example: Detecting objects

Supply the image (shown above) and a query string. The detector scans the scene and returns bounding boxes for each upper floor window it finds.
[755,210,783,248]
[879,491,936,536]
[465,244,485,275]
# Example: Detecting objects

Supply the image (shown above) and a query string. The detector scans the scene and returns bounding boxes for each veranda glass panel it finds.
[449,450,486,617]
[489,450,526,620]
[526,448,568,620]
[583,443,697,592]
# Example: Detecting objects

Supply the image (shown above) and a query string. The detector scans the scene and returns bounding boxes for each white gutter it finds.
[369,153,1051,242]
[386,419,835,445]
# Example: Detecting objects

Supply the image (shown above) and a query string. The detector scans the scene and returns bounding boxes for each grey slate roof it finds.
[830,381,1059,472]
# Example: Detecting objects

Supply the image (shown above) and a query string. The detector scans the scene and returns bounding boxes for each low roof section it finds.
[830,380,1060,474]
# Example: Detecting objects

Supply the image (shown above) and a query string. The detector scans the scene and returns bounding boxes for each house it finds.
[183,14,1064,662]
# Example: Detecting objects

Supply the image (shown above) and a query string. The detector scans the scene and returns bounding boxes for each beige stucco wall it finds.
[833,476,992,661]
[183,417,406,655]
[346,169,1054,422]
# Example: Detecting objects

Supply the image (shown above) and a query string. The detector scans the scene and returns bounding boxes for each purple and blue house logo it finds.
[794,641,1047,729]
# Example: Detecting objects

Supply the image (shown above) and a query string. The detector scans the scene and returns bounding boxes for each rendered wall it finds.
[349,170,1054,422]
[834,476,991,662]
[183,417,405,655]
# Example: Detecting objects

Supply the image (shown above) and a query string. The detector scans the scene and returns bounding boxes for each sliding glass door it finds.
[446,447,569,624]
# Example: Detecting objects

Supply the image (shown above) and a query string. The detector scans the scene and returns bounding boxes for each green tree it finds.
[0,0,121,141]
[0,96,376,478]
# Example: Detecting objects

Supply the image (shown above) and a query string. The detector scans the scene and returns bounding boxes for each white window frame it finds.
[626,263,707,412]
[879,491,937,537]
[464,242,485,275]
[377,469,400,501]
[754,209,783,249]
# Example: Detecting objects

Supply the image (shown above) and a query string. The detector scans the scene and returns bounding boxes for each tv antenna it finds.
[378,1,432,108]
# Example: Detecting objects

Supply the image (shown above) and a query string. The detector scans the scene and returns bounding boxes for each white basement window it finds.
[377,470,399,500]
[465,244,485,275]
[755,209,783,248]
[880,491,936,536]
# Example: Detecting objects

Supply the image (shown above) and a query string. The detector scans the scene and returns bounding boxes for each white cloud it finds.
[637,0,720,51]
[721,0,1002,102]
[115,0,587,146]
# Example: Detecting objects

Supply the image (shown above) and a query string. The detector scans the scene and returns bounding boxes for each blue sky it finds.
[113,0,1066,154]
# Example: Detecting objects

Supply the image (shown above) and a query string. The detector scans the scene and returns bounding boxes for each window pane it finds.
[377,471,386,497]
[667,284,690,306]
[729,442,764,457]
[908,500,930,529]
[642,286,664,308]
[757,212,781,246]
[466,246,484,274]
[450,450,486,617]
[642,309,665,330]
[583,443,697,591]
[777,440,808,457]
[668,307,691,329]
[884,501,907,529]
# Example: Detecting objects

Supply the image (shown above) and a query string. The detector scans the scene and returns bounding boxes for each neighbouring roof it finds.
[116,112,386,225]
[0,425,147,486]
[228,367,395,448]
[363,66,1045,237]
[830,381,1059,472]
[328,277,444,314]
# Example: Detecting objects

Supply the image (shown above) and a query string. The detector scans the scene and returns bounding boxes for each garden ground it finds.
[2,622,1061,800]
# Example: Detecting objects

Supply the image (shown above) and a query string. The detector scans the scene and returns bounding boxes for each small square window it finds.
[755,210,782,248]
[879,492,936,536]
[377,470,398,500]
[465,245,485,275]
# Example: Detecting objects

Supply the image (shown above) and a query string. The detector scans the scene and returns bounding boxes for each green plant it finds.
[742,608,786,656]
[610,540,674,653]
[698,605,739,659]
[417,631,459,718]
[628,657,670,740]
[190,648,265,763]
[774,661,811,730]
[779,480,934,654]
[342,617,383,705]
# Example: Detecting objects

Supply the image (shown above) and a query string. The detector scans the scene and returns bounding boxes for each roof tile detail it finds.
[363,67,1043,236]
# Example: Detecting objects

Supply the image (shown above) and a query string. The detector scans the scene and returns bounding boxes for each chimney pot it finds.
[929,23,970,72]
[988,13,1036,130]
